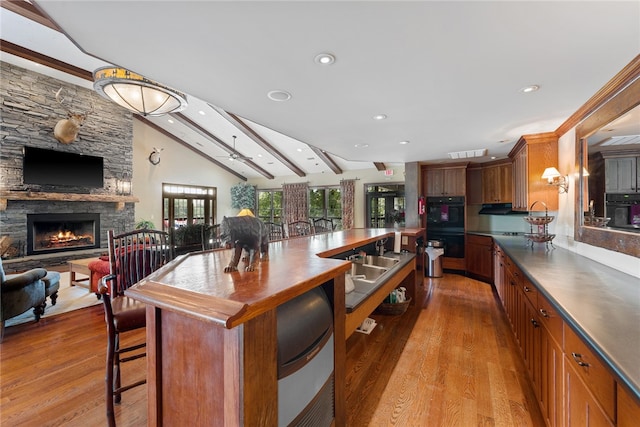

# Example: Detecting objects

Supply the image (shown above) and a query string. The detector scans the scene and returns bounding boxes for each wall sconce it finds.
[117,172,132,195]
[541,167,569,193]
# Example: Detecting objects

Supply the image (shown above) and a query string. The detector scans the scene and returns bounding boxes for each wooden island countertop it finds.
[126,228,419,328]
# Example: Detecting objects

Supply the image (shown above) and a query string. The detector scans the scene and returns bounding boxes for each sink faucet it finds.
[376,238,387,256]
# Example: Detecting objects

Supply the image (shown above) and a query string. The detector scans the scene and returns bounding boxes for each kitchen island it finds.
[126,228,423,426]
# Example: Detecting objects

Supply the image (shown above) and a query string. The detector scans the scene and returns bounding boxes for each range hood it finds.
[478,203,522,215]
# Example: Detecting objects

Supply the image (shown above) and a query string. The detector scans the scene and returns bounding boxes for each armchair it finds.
[0,257,47,342]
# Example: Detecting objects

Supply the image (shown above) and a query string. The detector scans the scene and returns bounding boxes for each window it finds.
[162,183,216,231]
[309,187,342,229]
[257,189,283,224]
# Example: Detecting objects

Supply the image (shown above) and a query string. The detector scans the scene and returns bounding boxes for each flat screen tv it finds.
[23,146,104,188]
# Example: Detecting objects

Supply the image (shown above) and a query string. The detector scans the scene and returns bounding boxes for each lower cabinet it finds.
[466,234,493,283]
[565,360,614,426]
[495,247,637,427]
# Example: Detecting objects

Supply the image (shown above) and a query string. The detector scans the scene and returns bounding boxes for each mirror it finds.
[575,75,640,257]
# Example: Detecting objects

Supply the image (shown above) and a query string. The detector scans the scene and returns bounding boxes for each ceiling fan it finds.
[217,135,252,162]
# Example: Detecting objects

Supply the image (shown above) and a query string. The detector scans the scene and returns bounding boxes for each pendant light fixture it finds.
[93,67,188,116]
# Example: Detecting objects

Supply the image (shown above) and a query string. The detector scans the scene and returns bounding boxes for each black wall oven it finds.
[605,193,640,231]
[426,196,465,258]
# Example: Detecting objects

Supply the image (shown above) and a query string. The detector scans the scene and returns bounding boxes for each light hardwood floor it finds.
[1,273,543,426]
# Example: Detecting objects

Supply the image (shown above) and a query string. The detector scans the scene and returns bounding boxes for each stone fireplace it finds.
[0,61,136,272]
[27,213,100,255]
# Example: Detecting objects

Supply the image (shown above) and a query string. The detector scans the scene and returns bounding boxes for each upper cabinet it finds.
[482,162,513,204]
[604,156,640,193]
[424,165,466,197]
[509,133,559,211]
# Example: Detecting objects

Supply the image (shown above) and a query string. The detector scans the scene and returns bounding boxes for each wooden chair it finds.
[287,220,314,238]
[264,222,285,241]
[204,224,224,249]
[98,229,174,427]
[313,218,335,233]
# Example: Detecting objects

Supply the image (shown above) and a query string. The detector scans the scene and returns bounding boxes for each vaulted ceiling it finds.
[2,1,639,181]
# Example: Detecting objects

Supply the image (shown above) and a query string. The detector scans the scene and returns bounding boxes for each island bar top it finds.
[126,228,419,329]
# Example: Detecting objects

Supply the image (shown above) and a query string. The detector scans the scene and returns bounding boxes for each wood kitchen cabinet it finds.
[509,133,559,211]
[564,323,616,425]
[605,156,640,193]
[618,383,640,427]
[423,165,467,196]
[482,162,513,203]
[494,246,640,427]
[466,234,493,283]
[537,293,564,427]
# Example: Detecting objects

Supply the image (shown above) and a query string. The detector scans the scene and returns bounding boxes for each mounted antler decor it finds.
[53,87,92,144]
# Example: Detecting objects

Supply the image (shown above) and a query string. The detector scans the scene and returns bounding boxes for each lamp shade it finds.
[541,167,561,180]
[93,67,187,116]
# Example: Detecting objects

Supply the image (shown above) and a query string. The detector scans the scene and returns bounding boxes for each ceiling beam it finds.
[373,163,386,171]
[171,112,274,180]
[1,0,61,32]
[0,39,93,81]
[135,116,247,181]
[210,105,306,178]
[308,146,343,175]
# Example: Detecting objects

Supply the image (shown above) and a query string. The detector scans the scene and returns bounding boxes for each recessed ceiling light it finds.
[373,114,387,121]
[314,53,335,65]
[354,143,369,148]
[520,84,540,93]
[257,154,263,158]
[198,110,206,115]
[296,148,303,152]
[267,90,292,101]
[167,119,174,124]
[399,140,410,145]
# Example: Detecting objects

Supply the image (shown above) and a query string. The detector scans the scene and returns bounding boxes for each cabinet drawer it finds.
[537,294,563,346]
[564,324,615,421]
[520,278,538,308]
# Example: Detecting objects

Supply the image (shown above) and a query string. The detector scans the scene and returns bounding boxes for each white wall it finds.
[554,127,640,278]
[132,120,243,227]
[247,166,405,228]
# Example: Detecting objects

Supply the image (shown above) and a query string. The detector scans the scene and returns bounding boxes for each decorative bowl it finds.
[524,216,555,225]
[524,233,556,243]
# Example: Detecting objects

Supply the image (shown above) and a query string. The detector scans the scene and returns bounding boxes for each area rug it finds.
[5,271,102,328]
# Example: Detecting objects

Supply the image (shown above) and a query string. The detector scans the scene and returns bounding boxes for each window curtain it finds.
[340,179,355,230]
[283,183,309,224]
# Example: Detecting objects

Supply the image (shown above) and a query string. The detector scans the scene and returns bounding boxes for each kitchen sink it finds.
[361,255,399,268]
[351,262,389,281]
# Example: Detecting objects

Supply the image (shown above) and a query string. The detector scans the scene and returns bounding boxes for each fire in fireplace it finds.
[27,213,100,255]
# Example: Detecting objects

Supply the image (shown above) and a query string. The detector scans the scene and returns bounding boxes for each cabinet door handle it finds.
[530,318,540,328]
[571,352,590,367]
[539,309,550,318]
[524,286,532,292]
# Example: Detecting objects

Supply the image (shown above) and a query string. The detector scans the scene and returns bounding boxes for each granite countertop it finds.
[491,235,640,401]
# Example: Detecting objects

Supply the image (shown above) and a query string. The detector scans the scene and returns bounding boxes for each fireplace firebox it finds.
[27,213,100,255]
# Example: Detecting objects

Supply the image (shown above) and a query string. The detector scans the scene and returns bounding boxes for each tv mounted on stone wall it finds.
[23,146,104,188]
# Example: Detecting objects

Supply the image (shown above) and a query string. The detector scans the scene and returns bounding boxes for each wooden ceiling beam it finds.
[172,112,274,180]
[135,116,247,181]
[0,39,93,81]
[309,146,343,175]
[373,163,386,171]
[1,0,61,32]
[210,105,306,178]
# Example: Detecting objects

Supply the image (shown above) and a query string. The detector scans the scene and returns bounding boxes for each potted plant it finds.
[230,182,256,211]
[135,219,155,230]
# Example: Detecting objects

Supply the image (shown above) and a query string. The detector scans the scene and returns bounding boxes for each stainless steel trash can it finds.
[425,240,444,278]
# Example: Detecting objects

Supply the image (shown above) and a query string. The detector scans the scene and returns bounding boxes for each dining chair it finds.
[98,228,174,427]
[312,218,335,233]
[287,220,314,238]
[264,221,285,241]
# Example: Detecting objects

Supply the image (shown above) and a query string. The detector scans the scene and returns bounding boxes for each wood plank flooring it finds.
[1,273,543,426]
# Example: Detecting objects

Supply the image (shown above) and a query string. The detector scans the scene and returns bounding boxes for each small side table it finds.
[68,257,95,290]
